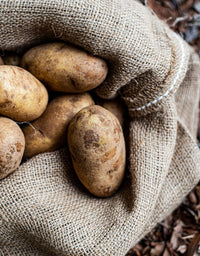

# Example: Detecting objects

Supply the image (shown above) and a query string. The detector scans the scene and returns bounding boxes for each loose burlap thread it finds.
[0,0,200,255]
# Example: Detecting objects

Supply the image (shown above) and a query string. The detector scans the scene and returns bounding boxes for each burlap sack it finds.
[0,0,200,255]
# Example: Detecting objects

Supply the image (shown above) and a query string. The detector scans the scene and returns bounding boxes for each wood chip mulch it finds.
[127,0,200,255]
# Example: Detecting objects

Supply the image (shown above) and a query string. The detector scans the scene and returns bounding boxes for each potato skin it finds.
[22,93,94,159]
[0,65,48,122]
[68,105,126,197]
[21,42,108,93]
[0,117,25,179]
[100,97,126,127]
[2,52,21,66]
[0,57,4,65]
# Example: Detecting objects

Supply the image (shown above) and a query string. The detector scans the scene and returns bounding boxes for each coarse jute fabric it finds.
[0,0,200,255]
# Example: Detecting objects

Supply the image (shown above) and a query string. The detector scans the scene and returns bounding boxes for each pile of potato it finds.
[0,43,126,197]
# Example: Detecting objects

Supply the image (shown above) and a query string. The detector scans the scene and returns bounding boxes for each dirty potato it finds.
[22,93,94,159]
[0,65,48,122]
[21,42,108,93]
[99,97,126,127]
[68,105,126,197]
[2,52,21,66]
[0,117,25,179]
[0,57,4,65]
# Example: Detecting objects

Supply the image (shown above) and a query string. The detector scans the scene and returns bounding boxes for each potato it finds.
[68,105,126,197]
[0,65,48,122]
[0,117,25,179]
[99,97,126,127]
[22,93,94,159]
[2,52,21,66]
[0,57,4,65]
[21,42,108,93]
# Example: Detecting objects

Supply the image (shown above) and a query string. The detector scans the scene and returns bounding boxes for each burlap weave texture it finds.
[0,0,200,255]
